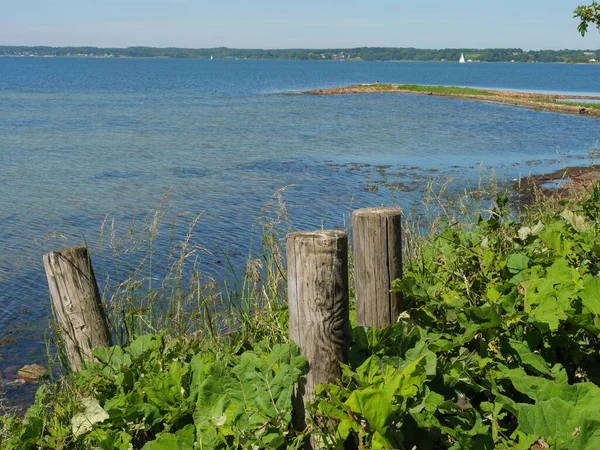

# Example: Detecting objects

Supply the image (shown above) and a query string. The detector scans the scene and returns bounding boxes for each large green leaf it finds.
[142,424,195,450]
[507,253,529,284]
[539,221,574,257]
[194,361,233,428]
[523,258,578,330]
[91,345,132,376]
[126,334,161,360]
[506,339,551,376]
[355,356,381,385]
[189,352,208,403]
[345,389,399,447]
[581,274,600,317]
[517,398,600,449]
[144,361,188,409]
[86,429,133,450]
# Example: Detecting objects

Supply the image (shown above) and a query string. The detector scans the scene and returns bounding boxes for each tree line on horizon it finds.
[1,45,599,63]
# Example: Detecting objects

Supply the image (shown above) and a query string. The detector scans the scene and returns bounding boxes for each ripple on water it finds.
[93,171,144,180]
[171,167,212,178]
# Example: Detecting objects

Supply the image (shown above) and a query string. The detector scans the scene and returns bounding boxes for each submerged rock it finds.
[17,364,49,382]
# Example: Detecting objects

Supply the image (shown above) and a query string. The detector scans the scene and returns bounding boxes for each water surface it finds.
[0,58,599,402]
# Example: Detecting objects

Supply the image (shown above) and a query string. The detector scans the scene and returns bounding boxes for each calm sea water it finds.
[0,58,599,400]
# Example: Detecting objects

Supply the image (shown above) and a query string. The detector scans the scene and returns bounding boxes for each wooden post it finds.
[43,245,111,371]
[287,230,350,436]
[352,207,403,328]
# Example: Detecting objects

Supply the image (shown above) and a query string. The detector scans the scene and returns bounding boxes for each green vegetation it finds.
[1,45,599,63]
[312,186,600,448]
[2,336,306,449]
[544,99,600,111]
[345,83,496,96]
[575,2,600,36]
[4,178,600,448]
[394,84,497,96]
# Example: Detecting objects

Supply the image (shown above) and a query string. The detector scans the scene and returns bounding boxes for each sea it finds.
[0,57,599,404]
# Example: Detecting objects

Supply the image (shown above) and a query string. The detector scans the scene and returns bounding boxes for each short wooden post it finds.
[287,230,350,436]
[43,245,111,371]
[352,207,403,328]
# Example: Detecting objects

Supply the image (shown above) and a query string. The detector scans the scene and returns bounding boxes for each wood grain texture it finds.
[287,230,350,436]
[352,207,403,328]
[43,246,111,371]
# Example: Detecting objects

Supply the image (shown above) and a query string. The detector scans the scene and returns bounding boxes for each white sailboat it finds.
[459,53,466,63]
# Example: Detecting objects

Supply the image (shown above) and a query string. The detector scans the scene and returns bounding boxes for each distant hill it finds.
[1,45,599,63]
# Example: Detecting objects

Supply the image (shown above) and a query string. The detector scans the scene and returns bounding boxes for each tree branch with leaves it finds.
[574,1,600,36]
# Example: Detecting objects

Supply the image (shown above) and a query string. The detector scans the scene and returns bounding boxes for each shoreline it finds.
[523,164,600,186]
[306,84,600,117]
[516,164,600,207]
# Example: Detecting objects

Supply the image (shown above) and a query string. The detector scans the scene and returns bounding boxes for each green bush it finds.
[1,335,306,449]
[310,186,600,449]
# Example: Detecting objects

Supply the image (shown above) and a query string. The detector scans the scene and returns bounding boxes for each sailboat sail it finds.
[459,53,466,63]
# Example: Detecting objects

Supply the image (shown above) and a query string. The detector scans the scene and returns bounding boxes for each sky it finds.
[1,0,599,50]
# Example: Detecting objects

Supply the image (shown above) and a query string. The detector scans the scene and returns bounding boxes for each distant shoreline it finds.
[0,55,594,63]
[305,84,600,117]
[1,55,598,67]
[1,45,599,63]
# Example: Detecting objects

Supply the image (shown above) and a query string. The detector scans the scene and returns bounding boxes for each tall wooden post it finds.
[352,207,403,328]
[43,245,111,371]
[287,230,350,437]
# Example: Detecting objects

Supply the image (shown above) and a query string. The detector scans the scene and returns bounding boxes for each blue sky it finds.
[2,0,599,49]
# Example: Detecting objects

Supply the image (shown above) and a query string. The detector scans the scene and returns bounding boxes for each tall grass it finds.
[228,186,294,346]
[94,187,294,354]
[98,191,217,344]
[395,166,511,267]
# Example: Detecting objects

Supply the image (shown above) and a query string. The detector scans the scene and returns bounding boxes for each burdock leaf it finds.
[142,424,195,450]
[71,397,109,437]
[581,274,600,316]
[507,340,551,376]
[517,398,600,448]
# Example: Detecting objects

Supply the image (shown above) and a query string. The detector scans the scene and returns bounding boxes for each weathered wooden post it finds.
[43,245,111,371]
[287,230,350,438]
[352,207,403,328]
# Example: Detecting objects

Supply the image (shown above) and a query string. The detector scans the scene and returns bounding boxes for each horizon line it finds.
[2,44,600,52]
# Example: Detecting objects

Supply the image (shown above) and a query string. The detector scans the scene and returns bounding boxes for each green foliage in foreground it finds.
[5,185,600,448]
[0,336,306,449]
[311,190,600,449]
